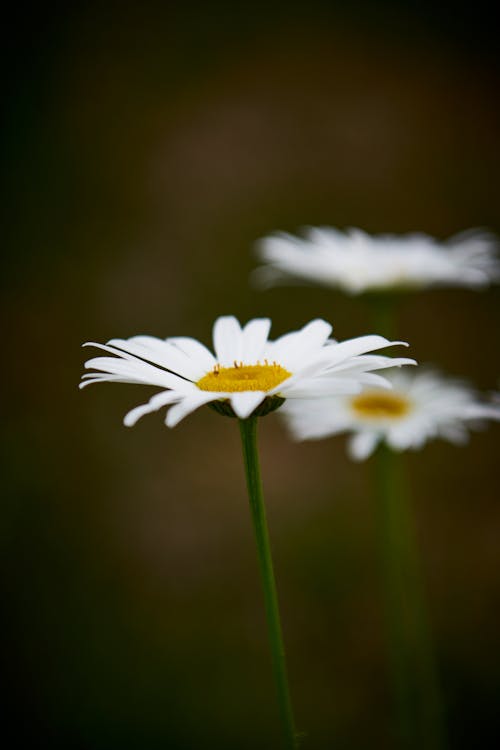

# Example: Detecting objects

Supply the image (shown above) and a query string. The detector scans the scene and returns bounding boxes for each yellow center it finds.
[197,362,292,393]
[351,390,411,420]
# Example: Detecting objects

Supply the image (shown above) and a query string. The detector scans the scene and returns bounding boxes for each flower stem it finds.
[369,295,446,749]
[239,417,299,749]
[367,292,399,341]
[375,445,445,748]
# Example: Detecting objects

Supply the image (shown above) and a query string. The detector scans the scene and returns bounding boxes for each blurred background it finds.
[2,1,499,747]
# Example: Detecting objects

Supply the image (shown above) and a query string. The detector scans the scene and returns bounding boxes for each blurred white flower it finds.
[80,316,414,427]
[254,227,499,294]
[282,369,500,460]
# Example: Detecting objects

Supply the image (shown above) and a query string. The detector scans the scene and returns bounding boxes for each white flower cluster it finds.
[81,224,499,458]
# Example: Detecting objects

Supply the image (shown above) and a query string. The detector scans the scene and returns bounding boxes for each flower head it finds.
[254,227,499,294]
[282,369,500,460]
[80,316,415,427]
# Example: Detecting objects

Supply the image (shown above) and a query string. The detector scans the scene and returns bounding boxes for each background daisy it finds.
[254,227,499,294]
[282,368,500,459]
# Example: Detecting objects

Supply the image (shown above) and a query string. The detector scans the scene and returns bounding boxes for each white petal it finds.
[354,372,394,388]
[268,319,332,368]
[165,392,218,428]
[348,432,379,461]
[282,406,351,441]
[321,336,409,368]
[463,404,500,421]
[83,341,137,359]
[438,423,470,444]
[83,356,191,390]
[79,374,147,388]
[229,391,267,419]
[108,336,204,381]
[278,377,364,398]
[241,318,271,362]
[123,390,181,427]
[368,357,417,371]
[385,422,422,450]
[213,316,243,365]
[79,377,115,388]
[167,336,216,372]
[328,354,416,374]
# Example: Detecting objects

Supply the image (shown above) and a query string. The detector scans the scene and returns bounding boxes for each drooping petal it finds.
[437,423,470,444]
[283,400,352,441]
[229,391,267,419]
[348,432,379,461]
[124,390,182,427]
[385,426,417,451]
[165,392,219,428]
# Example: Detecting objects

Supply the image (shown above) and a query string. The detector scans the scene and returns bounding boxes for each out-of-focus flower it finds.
[80,316,415,427]
[282,369,500,460]
[254,227,499,294]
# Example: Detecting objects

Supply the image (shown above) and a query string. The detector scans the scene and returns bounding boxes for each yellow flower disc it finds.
[197,363,292,393]
[351,390,411,419]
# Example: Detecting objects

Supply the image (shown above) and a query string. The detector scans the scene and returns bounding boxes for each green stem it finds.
[368,293,399,340]
[369,294,446,748]
[239,417,299,750]
[374,437,446,750]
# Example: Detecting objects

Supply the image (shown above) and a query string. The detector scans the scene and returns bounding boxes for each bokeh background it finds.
[2,2,499,747]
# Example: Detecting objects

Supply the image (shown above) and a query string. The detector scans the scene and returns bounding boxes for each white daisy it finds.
[254,227,499,294]
[282,369,500,460]
[80,316,415,427]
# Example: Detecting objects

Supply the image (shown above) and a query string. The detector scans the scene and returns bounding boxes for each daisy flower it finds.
[80,316,415,426]
[282,368,500,460]
[254,227,499,294]
[81,316,414,747]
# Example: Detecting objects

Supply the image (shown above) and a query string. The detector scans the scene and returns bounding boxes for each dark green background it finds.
[2,2,499,747]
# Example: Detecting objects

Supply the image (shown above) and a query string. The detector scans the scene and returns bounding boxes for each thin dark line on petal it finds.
[104,345,195,384]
